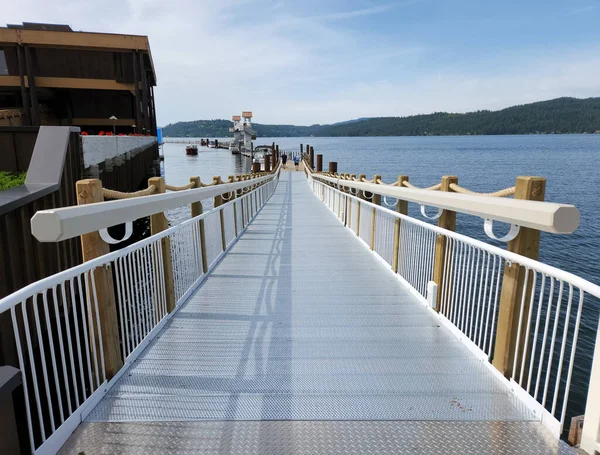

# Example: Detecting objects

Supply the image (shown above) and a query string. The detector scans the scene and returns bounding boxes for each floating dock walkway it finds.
[3,148,599,454]
[60,171,574,454]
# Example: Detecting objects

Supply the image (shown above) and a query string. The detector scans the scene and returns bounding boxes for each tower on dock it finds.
[229,111,256,156]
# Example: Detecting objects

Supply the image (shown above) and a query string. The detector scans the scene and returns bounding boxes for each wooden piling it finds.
[316,154,323,172]
[190,176,208,273]
[432,176,458,311]
[356,174,366,237]
[328,162,338,174]
[76,179,123,379]
[310,147,315,170]
[264,154,271,173]
[370,174,381,250]
[493,176,546,378]
[391,175,409,273]
[252,162,261,174]
[213,176,228,251]
[148,176,176,314]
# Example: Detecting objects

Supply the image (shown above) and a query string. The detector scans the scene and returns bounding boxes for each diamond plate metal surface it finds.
[61,421,579,455]
[73,172,568,452]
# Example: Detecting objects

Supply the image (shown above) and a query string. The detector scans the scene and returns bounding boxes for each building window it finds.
[0,49,8,75]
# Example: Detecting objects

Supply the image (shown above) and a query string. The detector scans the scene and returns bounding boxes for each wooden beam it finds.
[72,118,136,126]
[432,176,458,310]
[493,177,546,378]
[0,75,135,91]
[76,179,124,379]
[37,77,135,91]
[0,28,150,51]
[148,177,176,314]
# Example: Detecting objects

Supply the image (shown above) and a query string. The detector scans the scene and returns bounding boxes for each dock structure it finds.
[1,146,599,454]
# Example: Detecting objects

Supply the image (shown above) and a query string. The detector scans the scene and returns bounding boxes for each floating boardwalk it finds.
[2,149,599,454]
[61,171,573,454]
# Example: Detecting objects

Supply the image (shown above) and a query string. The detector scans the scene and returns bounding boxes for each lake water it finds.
[161,135,600,420]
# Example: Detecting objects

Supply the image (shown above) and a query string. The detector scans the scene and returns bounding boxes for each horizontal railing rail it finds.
[0,167,280,454]
[311,173,579,235]
[31,172,277,242]
[307,172,600,442]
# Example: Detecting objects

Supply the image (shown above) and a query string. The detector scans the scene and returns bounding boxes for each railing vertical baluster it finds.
[75,179,123,378]
[493,176,546,378]
[432,175,458,311]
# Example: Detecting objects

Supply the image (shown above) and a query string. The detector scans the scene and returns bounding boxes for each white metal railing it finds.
[312,173,579,235]
[0,170,280,454]
[309,174,600,442]
[30,172,277,243]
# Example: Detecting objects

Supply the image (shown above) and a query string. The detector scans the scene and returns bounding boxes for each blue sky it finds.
[5,0,600,124]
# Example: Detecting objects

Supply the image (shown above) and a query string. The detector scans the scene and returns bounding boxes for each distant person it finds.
[281,153,287,168]
[293,155,299,170]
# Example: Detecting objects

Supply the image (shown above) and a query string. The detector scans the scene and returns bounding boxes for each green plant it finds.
[0,171,26,191]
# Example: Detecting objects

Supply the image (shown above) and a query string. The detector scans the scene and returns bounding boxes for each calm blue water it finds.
[162,135,600,420]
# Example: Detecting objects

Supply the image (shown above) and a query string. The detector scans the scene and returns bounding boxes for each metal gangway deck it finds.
[2,158,600,454]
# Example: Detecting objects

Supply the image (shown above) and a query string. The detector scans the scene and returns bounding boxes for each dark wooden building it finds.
[0,22,157,135]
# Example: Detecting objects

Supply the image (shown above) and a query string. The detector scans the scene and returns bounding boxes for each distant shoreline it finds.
[161,97,600,138]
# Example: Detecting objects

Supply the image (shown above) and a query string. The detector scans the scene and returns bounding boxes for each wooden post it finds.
[16,45,31,126]
[391,175,409,273]
[310,147,315,170]
[190,176,208,273]
[493,176,546,378]
[432,176,458,310]
[76,179,123,379]
[264,154,271,173]
[370,174,381,250]
[356,174,366,237]
[148,177,176,313]
[300,143,303,159]
[132,51,141,132]
[213,176,227,251]
[328,162,338,174]
[316,154,323,172]
[24,46,40,126]
[252,162,261,173]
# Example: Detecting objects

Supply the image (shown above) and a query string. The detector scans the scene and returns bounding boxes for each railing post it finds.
[431,176,458,310]
[148,176,176,314]
[581,320,600,454]
[76,179,123,379]
[493,176,546,377]
[371,174,381,250]
[190,176,208,273]
[213,176,227,251]
[392,175,409,273]
[356,174,366,237]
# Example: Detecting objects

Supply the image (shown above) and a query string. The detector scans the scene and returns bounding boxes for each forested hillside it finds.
[161,97,600,137]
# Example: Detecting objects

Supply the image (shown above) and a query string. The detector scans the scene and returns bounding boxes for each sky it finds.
[4,0,600,126]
